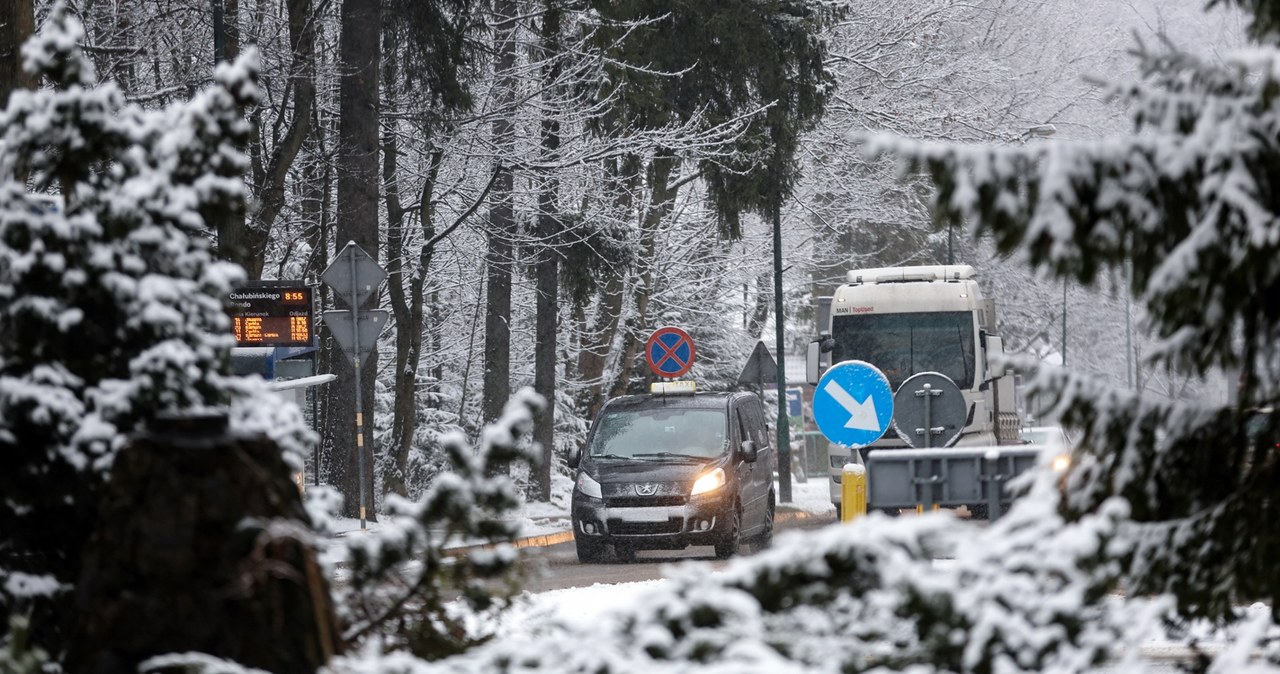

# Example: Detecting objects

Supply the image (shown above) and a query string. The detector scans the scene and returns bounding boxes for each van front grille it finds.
[606,496,686,508]
[609,519,682,535]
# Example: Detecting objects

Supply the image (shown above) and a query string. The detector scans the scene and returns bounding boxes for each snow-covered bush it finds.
[317,388,543,660]
[0,4,311,660]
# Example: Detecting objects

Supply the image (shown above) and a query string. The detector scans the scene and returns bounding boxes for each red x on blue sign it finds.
[645,326,696,378]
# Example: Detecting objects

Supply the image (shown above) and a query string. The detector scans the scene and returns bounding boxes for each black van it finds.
[568,389,775,563]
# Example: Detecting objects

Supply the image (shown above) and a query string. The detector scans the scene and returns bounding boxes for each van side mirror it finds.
[567,446,582,469]
[740,440,759,463]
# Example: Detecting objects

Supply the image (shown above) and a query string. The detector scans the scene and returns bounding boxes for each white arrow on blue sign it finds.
[813,360,895,448]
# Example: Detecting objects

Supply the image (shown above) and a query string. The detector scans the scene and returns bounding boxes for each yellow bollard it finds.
[840,463,867,522]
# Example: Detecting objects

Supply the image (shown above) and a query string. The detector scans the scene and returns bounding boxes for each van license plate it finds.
[614,507,668,522]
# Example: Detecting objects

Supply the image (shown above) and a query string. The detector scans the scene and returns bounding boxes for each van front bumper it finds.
[571,492,732,550]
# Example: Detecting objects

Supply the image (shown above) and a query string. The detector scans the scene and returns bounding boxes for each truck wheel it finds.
[575,536,606,564]
[714,507,741,559]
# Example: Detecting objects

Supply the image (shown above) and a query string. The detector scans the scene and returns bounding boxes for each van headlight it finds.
[1051,454,1071,473]
[690,468,726,496]
[575,472,602,499]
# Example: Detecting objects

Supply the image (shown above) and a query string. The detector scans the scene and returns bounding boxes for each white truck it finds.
[804,264,1022,515]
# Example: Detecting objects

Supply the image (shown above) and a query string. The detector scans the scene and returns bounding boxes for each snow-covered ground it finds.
[480,531,1275,671]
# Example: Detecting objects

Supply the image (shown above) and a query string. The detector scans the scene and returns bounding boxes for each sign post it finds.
[322,241,387,531]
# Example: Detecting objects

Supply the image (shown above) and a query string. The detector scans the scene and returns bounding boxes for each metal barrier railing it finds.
[864,446,1047,520]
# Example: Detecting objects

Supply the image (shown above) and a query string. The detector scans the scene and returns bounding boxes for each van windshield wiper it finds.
[591,453,636,461]
[632,452,709,461]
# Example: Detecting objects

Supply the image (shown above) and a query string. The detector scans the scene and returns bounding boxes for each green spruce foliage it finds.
[587,0,835,238]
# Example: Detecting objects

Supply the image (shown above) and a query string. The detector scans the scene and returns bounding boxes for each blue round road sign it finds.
[813,360,894,448]
[645,326,695,378]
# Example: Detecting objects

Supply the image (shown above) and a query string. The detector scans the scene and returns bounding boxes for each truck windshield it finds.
[588,408,727,459]
[832,311,975,390]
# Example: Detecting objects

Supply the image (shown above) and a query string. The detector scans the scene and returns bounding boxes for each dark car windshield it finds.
[588,407,727,459]
[832,311,975,390]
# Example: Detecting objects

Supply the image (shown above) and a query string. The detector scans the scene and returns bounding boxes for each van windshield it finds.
[832,311,975,390]
[588,408,726,459]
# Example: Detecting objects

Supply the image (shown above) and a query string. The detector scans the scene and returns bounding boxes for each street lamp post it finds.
[1023,123,1064,366]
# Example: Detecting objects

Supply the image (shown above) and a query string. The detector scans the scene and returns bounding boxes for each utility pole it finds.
[212,0,226,64]
[773,200,792,504]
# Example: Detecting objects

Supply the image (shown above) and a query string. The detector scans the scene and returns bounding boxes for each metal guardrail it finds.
[865,446,1046,520]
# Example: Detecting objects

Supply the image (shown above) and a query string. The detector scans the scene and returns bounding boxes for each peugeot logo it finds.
[635,483,658,496]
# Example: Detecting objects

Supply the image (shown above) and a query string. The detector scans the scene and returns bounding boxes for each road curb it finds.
[442,530,575,557]
[776,509,833,524]
[444,509,834,556]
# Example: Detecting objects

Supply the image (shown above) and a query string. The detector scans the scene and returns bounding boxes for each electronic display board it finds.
[228,283,314,347]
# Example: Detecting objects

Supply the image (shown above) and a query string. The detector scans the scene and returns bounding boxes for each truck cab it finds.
[569,386,776,563]
[806,265,1021,515]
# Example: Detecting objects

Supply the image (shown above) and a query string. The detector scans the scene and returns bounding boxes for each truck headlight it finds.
[575,472,602,499]
[690,468,726,496]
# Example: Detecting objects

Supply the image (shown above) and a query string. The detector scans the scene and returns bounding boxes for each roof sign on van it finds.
[651,381,697,395]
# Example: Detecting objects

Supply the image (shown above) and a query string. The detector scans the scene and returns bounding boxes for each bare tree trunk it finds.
[608,151,680,399]
[576,274,624,418]
[575,157,636,418]
[0,0,34,116]
[223,0,315,279]
[307,105,335,485]
[421,142,448,410]
[382,27,410,498]
[483,0,519,442]
[746,272,772,340]
[323,0,380,521]
[300,126,330,486]
[385,91,449,497]
[532,2,563,501]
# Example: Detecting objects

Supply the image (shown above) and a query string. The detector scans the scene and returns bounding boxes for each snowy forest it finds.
[1,0,1278,672]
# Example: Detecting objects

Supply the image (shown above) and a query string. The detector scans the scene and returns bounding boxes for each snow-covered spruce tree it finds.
[874,22,1280,620]
[0,6,311,658]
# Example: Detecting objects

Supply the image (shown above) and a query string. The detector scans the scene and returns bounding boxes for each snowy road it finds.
[515,509,834,593]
